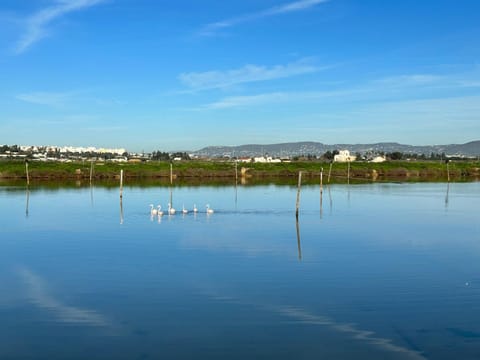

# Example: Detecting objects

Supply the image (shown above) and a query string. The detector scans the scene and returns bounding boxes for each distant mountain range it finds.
[194,141,480,158]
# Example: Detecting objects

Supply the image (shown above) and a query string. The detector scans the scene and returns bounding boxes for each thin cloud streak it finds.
[199,0,329,36]
[373,74,443,86]
[16,91,72,106]
[15,0,107,54]
[200,70,480,109]
[203,89,360,109]
[179,59,326,91]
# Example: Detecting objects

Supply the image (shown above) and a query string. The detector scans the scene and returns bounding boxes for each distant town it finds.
[1,141,479,164]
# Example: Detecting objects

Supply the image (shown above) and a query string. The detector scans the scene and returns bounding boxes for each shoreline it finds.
[1,160,479,184]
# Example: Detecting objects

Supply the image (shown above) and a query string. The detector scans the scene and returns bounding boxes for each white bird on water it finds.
[150,204,158,216]
[182,204,188,214]
[206,204,214,214]
[168,203,176,215]
[157,205,164,216]
[193,204,198,213]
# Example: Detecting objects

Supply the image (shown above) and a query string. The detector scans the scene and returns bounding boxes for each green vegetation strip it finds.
[0,160,479,183]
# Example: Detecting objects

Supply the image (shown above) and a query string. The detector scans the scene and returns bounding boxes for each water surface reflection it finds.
[0,182,479,359]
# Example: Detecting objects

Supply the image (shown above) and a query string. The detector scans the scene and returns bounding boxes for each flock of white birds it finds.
[149,203,214,217]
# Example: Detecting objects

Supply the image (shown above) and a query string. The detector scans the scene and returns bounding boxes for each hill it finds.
[194,141,480,158]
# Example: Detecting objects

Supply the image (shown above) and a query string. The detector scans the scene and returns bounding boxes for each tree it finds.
[389,151,403,160]
[322,150,339,161]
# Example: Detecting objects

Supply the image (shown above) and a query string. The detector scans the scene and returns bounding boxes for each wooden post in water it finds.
[320,167,324,194]
[327,161,333,183]
[25,160,30,186]
[347,161,350,185]
[235,160,238,184]
[89,161,94,184]
[234,160,238,209]
[169,161,173,209]
[320,167,323,218]
[119,169,124,199]
[446,160,450,183]
[295,171,302,219]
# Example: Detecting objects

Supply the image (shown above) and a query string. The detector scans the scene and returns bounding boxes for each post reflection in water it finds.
[319,188,323,219]
[25,187,30,218]
[234,183,238,212]
[119,197,124,225]
[296,218,302,261]
[445,183,450,209]
[328,186,333,215]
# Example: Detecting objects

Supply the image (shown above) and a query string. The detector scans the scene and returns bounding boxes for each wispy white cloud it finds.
[179,59,325,91]
[15,89,118,107]
[16,91,72,106]
[199,69,480,110]
[14,0,107,54]
[374,74,443,86]
[199,0,329,36]
[202,89,359,109]
[353,95,480,123]
[205,92,288,109]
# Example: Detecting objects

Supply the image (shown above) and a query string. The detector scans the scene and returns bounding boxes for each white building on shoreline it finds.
[334,150,356,162]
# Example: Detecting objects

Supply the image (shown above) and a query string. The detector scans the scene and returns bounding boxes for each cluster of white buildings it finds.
[333,150,356,162]
[19,145,127,155]
[234,155,285,163]
[333,150,386,163]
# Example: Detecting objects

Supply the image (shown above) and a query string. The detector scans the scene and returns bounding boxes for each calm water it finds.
[0,182,479,359]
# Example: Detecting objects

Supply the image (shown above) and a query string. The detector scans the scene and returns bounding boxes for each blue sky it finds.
[1,0,479,152]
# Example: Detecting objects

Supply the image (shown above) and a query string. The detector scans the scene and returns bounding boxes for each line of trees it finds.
[150,151,190,161]
[287,151,453,162]
[383,152,447,160]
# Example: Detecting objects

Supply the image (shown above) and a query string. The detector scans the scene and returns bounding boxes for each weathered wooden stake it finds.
[347,161,350,185]
[235,160,238,184]
[170,162,173,185]
[319,167,324,217]
[446,161,450,182]
[295,171,302,218]
[89,161,94,184]
[327,161,333,183]
[119,169,124,198]
[25,160,30,186]
[320,167,323,194]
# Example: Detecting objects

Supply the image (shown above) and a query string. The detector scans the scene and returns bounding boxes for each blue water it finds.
[0,182,479,359]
